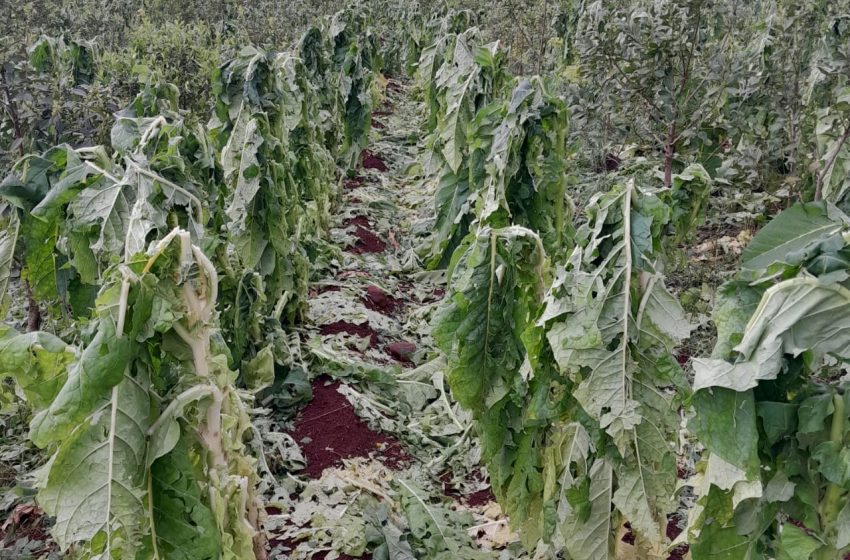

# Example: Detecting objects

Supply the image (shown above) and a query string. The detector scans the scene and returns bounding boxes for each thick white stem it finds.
[192,245,218,321]
[106,272,134,553]
[138,116,166,148]
[204,389,227,468]
[147,471,161,560]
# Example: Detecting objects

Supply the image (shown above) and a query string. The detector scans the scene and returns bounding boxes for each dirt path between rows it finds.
[291,83,436,478]
[267,81,501,559]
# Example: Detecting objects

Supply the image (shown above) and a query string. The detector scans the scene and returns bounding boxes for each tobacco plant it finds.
[425,74,572,267]
[209,48,332,345]
[417,26,507,268]
[688,202,850,559]
[0,133,204,320]
[2,228,265,558]
[435,181,692,557]
[327,7,380,169]
[468,77,573,256]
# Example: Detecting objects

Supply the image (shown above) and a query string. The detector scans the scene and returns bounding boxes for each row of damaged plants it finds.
[418,10,850,560]
[0,7,381,559]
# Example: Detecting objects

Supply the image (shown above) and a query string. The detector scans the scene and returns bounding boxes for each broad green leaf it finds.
[756,401,798,446]
[436,31,482,173]
[742,202,848,274]
[434,227,543,411]
[710,281,764,359]
[798,394,835,434]
[776,523,822,560]
[30,318,135,448]
[68,175,131,258]
[694,277,850,393]
[763,471,795,503]
[692,389,760,477]
[812,441,850,486]
[243,344,275,392]
[689,486,764,560]
[836,501,850,549]
[39,375,151,554]
[561,460,614,560]
[0,209,19,315]
[149,435,222,559]
[0,149,69,209]
[22,209,60,301]
[0,325,75,409]
[222,110,263,228]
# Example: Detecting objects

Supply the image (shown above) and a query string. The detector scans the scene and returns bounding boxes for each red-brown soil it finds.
[620,519,688,560]
[466,487,495,507]
[363,284,402,315]
[621,523,636,545]
[0,505,56,555]
[319,321,379,348]
[668,545,689,560]
[344,176,366,190]
[666,515,688,560]
[385,341,416,364]
[361,150,388,172]
[438,471,494,507]
[290,378,412,478]
[310,285,341,298]
[315,553,372,560]
[344,216,387,254]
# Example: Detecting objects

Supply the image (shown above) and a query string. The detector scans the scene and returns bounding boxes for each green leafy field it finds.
[3,2,850,559]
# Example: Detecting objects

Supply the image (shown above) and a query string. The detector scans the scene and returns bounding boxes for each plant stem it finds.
[25,280,41,332]
[0,66,25,158]
[818,392,845,559]
[621,181,633,405]
[663,121,676,188]
[815,121,850,202]
[147,472,161,560]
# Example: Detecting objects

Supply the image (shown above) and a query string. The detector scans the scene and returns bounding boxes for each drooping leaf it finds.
[0,324,75,409]
[30,318,135,448]
[148,434,222,560]
[742,202,849,274]
[38,374,151,555]
[0,209,19,315]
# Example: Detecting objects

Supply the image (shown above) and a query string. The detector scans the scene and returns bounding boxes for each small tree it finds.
[571,0,746,184]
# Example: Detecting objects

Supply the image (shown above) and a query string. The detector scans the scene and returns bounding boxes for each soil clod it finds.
[363,284,401,315]
[344,216,387,254]
[361,150,388,172]
[344,176,366,190]
[386,341,416,363]
[319,321,380,348]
